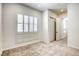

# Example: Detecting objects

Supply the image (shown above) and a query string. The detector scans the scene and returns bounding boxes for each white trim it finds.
[0,51,2,56]
[68,43,79,50]
[3,39,42,51]
[0,48,3,56]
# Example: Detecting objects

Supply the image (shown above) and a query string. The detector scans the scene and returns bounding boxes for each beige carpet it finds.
[2,39,79,56]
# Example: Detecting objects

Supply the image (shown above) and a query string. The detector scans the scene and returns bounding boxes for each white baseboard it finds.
[0,48,3,56]
[0,51,2,56]
[3,39,42,51]
[68,43,79,50]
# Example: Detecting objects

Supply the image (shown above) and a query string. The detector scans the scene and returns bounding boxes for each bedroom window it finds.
[17,14,23,32]
[24,15,29,32]
[17,14,38,32]
[34,17,37,32]
[29,16,34,32]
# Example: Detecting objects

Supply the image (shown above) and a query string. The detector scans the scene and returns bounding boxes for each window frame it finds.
[33,17,38,32]
[29,16,34,32]
[24,15,29,32]
[17,14,38,33]
[17,14,24,33]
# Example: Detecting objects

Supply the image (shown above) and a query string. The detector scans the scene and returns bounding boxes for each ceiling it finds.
[24,3,68,11]
[50,9,67,15]
[24,3,68,15]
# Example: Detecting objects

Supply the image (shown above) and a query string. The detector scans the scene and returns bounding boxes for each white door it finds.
[49,18,55,42]
[56,18,61,40]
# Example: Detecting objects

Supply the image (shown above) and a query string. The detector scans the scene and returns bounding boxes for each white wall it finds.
[42,10,49,43]
[68,4,79,49]
[42,10,57,43]
[2,3,42,50]
[0,3,2,51]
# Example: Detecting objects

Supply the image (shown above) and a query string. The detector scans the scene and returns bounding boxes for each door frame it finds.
[50,17,56,41]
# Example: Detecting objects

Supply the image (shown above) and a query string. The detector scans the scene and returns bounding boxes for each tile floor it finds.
[2,39,79,56]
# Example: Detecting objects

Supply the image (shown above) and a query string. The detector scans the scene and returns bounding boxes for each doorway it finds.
[49,17,56,42]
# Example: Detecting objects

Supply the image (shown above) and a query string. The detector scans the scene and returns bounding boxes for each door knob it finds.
[56,32,58,33]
